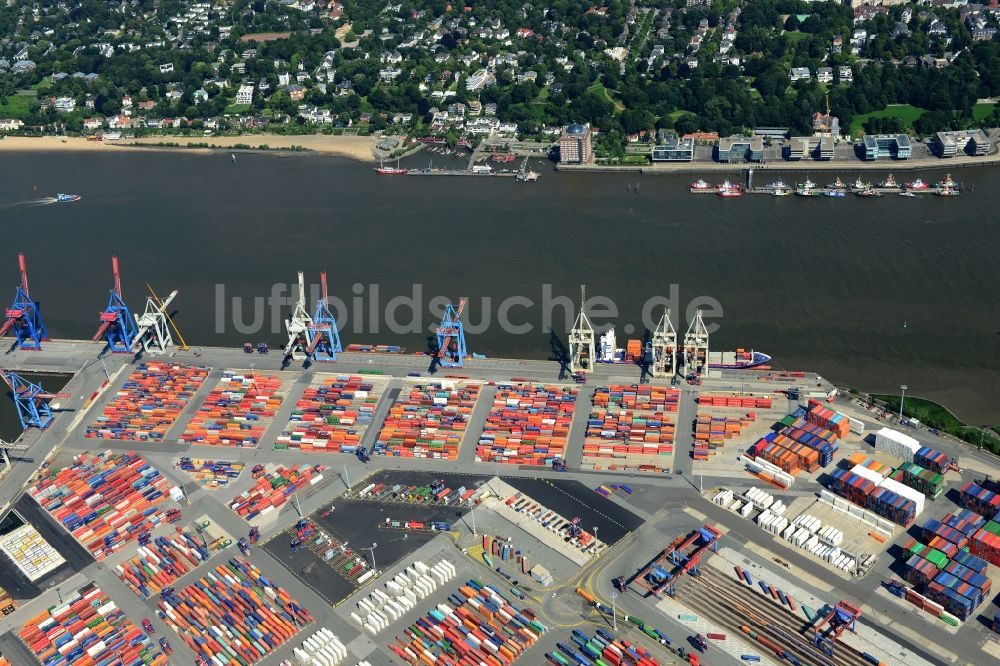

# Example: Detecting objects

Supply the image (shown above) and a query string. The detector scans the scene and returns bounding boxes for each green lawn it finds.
[0,93,36,119]
[667,109,697,121]
[224,103,251,114]
[870,393,1000,455]
[973,101,997,122]
[783,31,810,42]
[850,104,926,136]
[588,82,624,112]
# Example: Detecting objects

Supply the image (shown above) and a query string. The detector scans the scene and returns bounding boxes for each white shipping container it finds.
[874,427,920,461]
[877,476,926,515]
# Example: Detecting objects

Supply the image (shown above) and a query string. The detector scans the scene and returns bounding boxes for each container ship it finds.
[596,329,770,369]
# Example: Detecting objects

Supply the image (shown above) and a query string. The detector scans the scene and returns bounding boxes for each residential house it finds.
[0,119,25,131]
[838,66,853,83]
[789,67,811,82]
[159,62,174,73]
[54,97,76,112]
[287,85,306,101]
[816,67,833,83]
[236,85,254,105]
[83,117,104,130]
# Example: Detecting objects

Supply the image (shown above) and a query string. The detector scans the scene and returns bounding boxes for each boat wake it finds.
[0,197,59,212]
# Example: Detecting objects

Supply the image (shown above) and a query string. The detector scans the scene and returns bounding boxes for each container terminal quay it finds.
[1,267,1000,666]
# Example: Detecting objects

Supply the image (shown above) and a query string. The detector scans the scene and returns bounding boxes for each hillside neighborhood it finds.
[2,0,1000,160]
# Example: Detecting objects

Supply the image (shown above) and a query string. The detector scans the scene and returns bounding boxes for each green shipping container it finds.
[925,549,949,569]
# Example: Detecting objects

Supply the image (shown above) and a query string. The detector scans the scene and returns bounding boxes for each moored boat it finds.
[935,186,960,197]
[855,187,881,198]
[824,189,846,198]
[795,178,820,196]
[905,178,929,190]
[935,173,958,189]
[772,188,792,196]
[899,191,917,198]
[827,177,846,190]
[878,174,898,189]
[716,180,744,197]
[689,179,713,190]
[850,177,869,191]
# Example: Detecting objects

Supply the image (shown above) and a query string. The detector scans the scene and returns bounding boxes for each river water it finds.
[0,148,997,434]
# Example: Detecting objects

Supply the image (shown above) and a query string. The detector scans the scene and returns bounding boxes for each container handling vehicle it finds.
[141,618,154,635]
[158,638,172,655]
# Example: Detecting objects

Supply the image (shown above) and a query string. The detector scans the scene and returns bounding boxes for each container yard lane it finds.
[2,340,999,665]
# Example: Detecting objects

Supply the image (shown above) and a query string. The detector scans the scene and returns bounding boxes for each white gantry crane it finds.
[568,284,595,374]
[683,308,710,377]
[650,308,678,378]
[132,289,178,355]
[284,271,313,361]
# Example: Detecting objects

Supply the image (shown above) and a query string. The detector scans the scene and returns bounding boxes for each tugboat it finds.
[56,193,81,202]
[935,173,958,189]
[771,187,792,196]
[716,180,744,197]
[689,178,713,190]
[824,188,846,198]
[905,177,929,190]
[827,177,846,190]
[935,185,960,197]
[878,174,898,189]
[850,176,869,191]
[795,178,820,196]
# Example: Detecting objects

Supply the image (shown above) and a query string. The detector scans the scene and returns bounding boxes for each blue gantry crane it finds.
[0,369,66,429]
[93,256,137,353]
[305,271,342,363]
[0,253,48,351]
[435,298,468,368]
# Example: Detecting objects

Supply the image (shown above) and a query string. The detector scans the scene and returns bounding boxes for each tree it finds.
[784,15,800,32]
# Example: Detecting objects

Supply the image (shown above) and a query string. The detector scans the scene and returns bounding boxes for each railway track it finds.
[674,567,872,666]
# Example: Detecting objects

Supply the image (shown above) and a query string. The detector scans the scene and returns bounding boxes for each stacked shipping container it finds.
[697,394,773,409]
[85,363,209,441]
[776,418,839,467]
[805,400,850,438]
[19,583,166,666]
[476,384,577,466]
[914,447,953,475]
[157,557,314,664]
[390,580,545,665]
[115,530,212,598]
[277,375,384,453]
[180,371,286,447]
[970,521,1000,566]
[693,412,757,460]
[28,451,176,560]
[960,482,1000,519]
[229,464,324,522]
[175,458,245,489]
[890,462,944,500]
[374,382,481,460]
[825,467,918,527]
[582,385,678,472]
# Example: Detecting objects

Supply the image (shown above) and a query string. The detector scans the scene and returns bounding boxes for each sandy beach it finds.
[0,133,380,161]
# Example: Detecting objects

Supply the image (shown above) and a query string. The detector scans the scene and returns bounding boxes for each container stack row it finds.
[960,482,1000,519]
[180,371,286,447]
[374,381,481,460]
[351,560,456,636]
[19,583,166,666]
[389,579,546,665]
[697,393,772,409]
[229,464,325,522]
[175,457,245,489]
[826,467,918,527]
[804,400,850,438]
[693,412,756,459]
[891,462,944,500]
[774,417,839,467]
[749,431,819,476]
[277,375,385,453]
[845,453,893,478]
[476,383,577,466]
[582,385,678,473]
[874,427,921,461]
[115,530,212,598]
[28,451,178,560]
[85,362,209,441]
[292,627,350,666]
[914,446,954,475]
[970,520,1000,566]
[157,557,314,664]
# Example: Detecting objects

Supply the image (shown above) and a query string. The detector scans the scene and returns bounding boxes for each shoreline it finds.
[0,134,382,162]
[558,155,1000,174]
